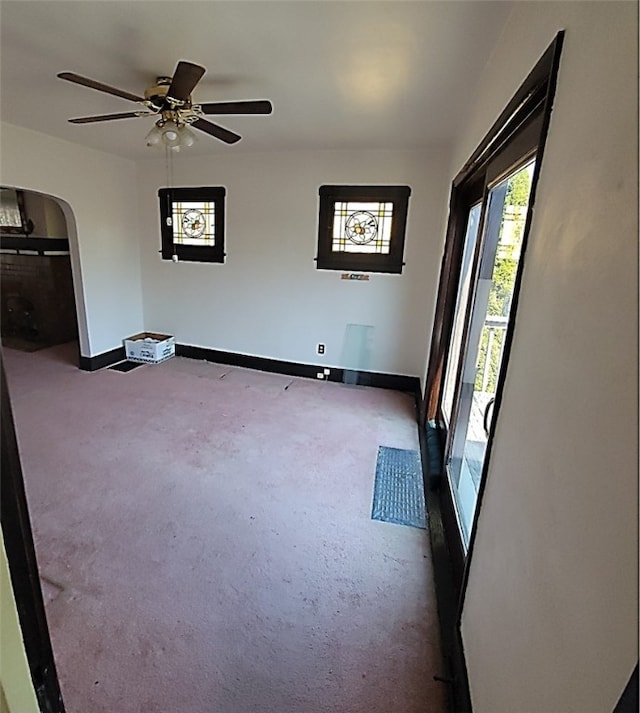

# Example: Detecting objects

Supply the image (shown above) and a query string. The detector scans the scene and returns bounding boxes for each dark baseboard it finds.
[78,346,125,372]
[176,343,421,396]
[418,416,472,713]
[77,342,421,396]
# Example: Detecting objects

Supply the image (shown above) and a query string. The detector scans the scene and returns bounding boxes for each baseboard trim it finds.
[77,342,421,396]
[176,343,420,395]
[78,346,125,372]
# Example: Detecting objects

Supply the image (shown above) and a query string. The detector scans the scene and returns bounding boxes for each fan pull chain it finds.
[165,145,178,262]
[165,144,175,189]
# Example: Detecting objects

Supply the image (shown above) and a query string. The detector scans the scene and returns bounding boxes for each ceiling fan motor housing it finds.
[144,77,191,111]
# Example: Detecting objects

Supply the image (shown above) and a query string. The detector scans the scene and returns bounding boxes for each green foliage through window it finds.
[474,164,533,392]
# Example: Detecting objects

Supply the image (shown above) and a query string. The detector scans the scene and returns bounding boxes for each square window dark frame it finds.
[158,186,226,263]
[316,185,411,274]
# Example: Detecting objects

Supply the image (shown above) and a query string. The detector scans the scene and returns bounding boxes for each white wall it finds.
[136,148,451,379]
[453,3,638,712]
[0,123,144,356]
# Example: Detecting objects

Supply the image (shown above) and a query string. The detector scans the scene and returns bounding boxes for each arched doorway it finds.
[0,188,85,361]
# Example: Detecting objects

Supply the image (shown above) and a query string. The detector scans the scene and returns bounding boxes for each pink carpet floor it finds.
[3,343,448,713]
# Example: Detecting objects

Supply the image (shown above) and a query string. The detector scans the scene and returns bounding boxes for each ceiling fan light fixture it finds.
[145,124,162,147]
[145,119,196,150]
[179,125,196,147]
[160,120,181,147]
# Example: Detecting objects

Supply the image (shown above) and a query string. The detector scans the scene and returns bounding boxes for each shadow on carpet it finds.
[1,336,54,352]
[371,446,426,529]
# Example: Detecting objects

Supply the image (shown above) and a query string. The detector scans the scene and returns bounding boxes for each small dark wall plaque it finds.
[341,273,370,281]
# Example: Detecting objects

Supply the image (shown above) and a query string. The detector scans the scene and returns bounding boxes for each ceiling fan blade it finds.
[57,72,144,103]
[199,100,273,115]
[68,112,152,124]
[191,118,241,144]
[167,61,206,104]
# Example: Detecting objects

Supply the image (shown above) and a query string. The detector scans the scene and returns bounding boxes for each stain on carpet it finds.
[1,336,52,352]
[40,575,65,604]
[163,357,230,380]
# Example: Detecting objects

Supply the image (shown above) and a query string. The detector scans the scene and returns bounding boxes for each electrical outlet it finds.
[323,368,330,376]
[317,343,325,355]
[316,372,325,379]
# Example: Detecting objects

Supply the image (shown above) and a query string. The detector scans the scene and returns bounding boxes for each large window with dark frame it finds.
[158,186,226,263]
[316,185,411,274]
[419,33,564,713]
[424,32,564,585]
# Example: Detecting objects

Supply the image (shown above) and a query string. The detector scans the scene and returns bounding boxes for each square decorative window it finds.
[316,185,411,273]
[158,187,226,263]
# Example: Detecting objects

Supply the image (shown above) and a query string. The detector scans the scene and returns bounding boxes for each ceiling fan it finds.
[57,60,273,147]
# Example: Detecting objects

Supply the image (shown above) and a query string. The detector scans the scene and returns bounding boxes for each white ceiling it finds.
[0,1,513,160]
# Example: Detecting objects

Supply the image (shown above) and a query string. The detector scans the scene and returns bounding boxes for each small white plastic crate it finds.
[124,332,175,364]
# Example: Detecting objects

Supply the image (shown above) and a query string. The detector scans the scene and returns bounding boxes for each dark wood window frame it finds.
[158,186,226,263]
[426,32,563,584]
[420,32,564,713]
[315,185,411,274]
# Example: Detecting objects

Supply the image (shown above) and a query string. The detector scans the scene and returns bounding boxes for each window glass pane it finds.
[0,189,22,228]
[442,202,483,425]
[172,200,215,247]
[447,160,535,548]
[331,201,393,254]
